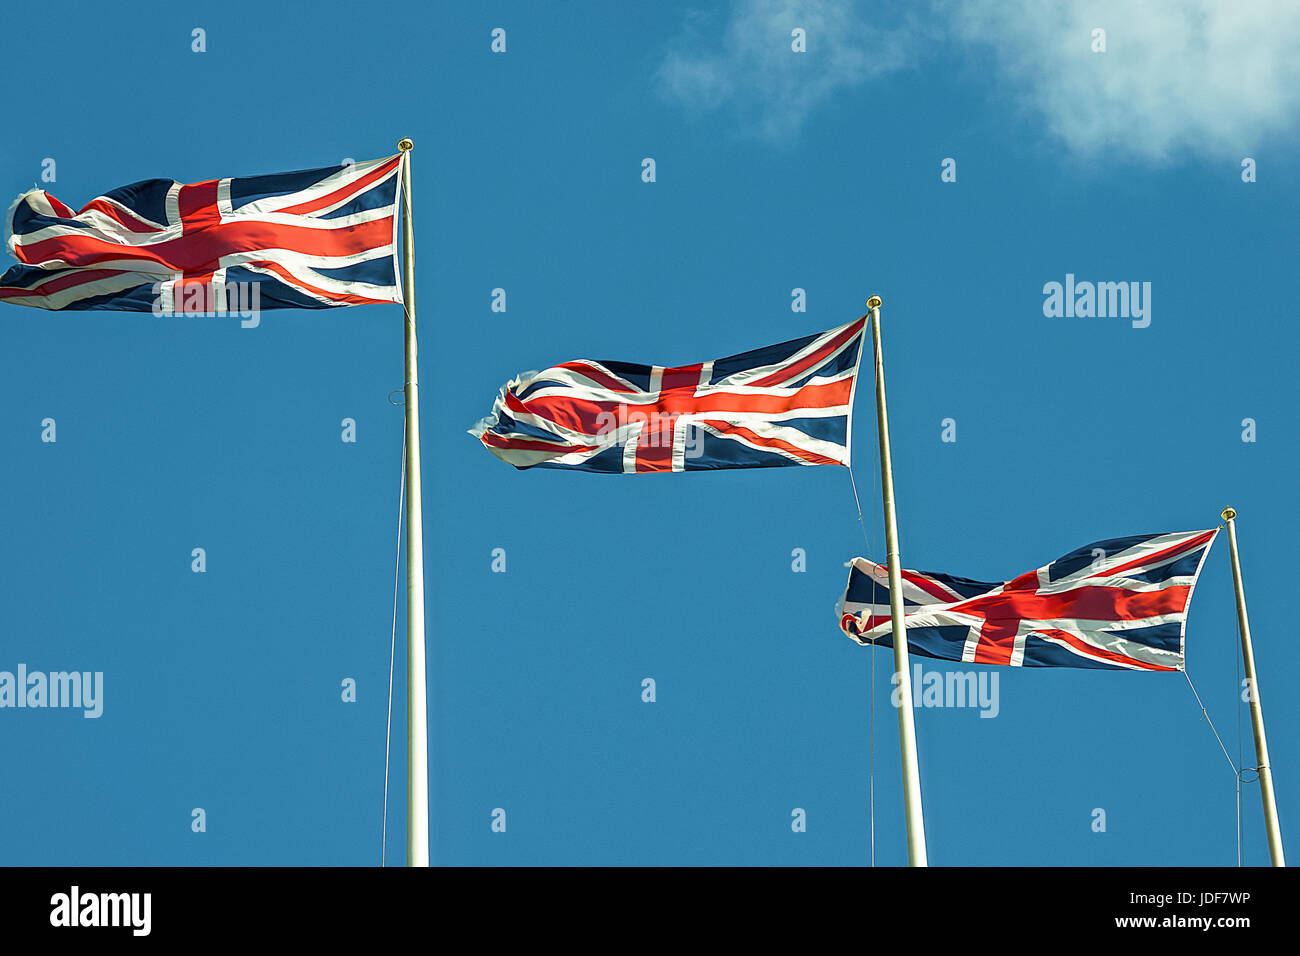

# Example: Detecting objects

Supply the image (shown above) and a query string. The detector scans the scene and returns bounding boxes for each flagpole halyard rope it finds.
[846,307,889,868]
[861,312,888,867]
[381,419,408,867]
[847,465,876,867]
[1182,668,1243,865]
[1237,619,1244,867]
[847,311,887,868]
[1183,669,1238,776]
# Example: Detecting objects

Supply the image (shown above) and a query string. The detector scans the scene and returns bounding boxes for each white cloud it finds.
[941,0,1300,161]
[659,0,1300,161]
[656,0,910,142]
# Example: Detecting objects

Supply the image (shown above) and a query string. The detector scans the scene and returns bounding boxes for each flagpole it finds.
[867,295,928,866]
[398,138,430,867]
[1221,507,1285,866]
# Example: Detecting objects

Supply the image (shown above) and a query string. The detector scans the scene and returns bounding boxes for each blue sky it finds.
[1,0,1296,865]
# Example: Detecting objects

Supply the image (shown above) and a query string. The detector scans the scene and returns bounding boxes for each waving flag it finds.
[471,317,866,473]
[0,155,403,311]
[837,529,1219,670]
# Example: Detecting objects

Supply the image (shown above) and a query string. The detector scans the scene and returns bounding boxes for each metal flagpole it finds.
[867,295,928,866]
[398,138,430,867]
[1221,506,1285,866]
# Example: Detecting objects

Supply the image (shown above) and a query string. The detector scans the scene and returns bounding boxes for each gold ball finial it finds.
[866,295,883,310]
[1221,506,1237,521]
[398,138,414,151]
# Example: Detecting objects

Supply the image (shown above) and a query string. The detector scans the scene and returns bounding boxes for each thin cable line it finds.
[1183,667,1242,866]
[848,466,865,528]
[848,466,876,868]
[1237,621,1248,868]
[848,318,886,868]
[869,589,875,870]
[381,419,407,867]
[1236,623,1244,867]
[1184,669,1238,776]
[864,321,885,868]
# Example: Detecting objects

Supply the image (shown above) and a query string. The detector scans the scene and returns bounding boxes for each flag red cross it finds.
[948,571,1191,667]
[859,528,1218,669]
[507,364,852,473]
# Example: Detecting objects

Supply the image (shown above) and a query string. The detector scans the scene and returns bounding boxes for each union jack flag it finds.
[836,529,1219,670]
[0,155,403,311]
[470,317,866,473]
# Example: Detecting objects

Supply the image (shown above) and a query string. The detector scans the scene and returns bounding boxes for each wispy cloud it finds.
[658,0,1300,161]
[947,0,1300,162]
[656,0,910,143]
